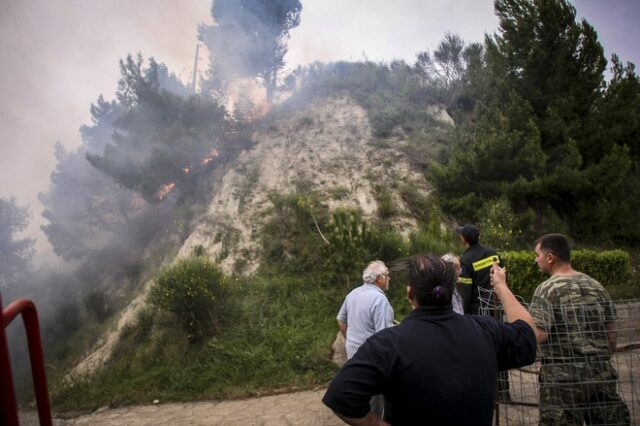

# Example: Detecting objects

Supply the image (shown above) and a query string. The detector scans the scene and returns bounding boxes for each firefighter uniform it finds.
[457,243,500,315]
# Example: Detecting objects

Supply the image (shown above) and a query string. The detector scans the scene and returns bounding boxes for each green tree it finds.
[86,55,228,203]
[413,33,481,106]
[594,55,640,165]
[39,142,138,261]
[433,0,640,243]
[432,94,546,220]
[491,0,606,148]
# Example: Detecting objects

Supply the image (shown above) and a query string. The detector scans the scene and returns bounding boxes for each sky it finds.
[1,0,639,262]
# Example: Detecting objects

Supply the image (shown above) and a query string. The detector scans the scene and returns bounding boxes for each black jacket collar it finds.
[404,305,457,322]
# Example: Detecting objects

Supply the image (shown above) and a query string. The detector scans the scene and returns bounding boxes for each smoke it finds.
[2,0,636,401]
[0,0,212,264]
[0,4,216,392]
[198,0,302,104]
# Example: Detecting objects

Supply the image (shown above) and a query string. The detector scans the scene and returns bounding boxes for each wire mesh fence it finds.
[478,288,640,425]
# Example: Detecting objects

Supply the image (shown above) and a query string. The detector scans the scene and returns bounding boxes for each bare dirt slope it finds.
[179,95,431,275]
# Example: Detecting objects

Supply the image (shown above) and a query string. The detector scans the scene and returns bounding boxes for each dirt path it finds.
[20,388,343,426]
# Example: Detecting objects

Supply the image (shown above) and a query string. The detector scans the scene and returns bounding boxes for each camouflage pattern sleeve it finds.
[530,280,554,332]
[595,281,617,323]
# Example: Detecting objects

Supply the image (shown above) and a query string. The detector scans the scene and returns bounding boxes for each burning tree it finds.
[86,54,229,203]
[199,0,302,104]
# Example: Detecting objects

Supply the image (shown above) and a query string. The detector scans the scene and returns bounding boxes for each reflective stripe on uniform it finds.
[472,255,500,272]
[458,277,472,285]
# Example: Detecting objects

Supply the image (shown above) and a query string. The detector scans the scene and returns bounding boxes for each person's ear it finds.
[406,286,416,306]
[406,286,412,299]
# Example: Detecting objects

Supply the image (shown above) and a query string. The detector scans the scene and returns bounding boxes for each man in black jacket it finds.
[322,254,539,425]
[455,224,500,315]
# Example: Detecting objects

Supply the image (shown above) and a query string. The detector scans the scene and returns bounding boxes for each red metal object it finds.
[1,294,53,426]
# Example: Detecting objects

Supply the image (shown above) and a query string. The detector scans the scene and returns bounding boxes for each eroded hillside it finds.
[179,95,434,274]
[65,94,446,381]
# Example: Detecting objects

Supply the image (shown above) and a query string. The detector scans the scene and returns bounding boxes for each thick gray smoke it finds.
[199,0,302,103]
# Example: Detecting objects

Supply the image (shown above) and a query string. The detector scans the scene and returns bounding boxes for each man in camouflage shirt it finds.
[529,234,629,425]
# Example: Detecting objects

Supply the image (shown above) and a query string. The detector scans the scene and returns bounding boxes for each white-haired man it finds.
[337,260,394,418]
[337,261,394,359]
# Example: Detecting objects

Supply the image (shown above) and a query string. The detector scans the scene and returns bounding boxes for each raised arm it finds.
[490,262,546,344]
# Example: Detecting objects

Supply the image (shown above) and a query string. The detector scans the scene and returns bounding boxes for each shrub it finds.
[297,115,314,128]
[399,184,432,223]
[43,299,82,360]
[322,210,377,286]
[150,256,233,342]
[406,214,458,255]
[326,186,350,200]
[260,192,327,275]
[374,185,397,219]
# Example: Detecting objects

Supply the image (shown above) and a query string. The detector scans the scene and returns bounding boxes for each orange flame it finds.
[156,182,176,200]
[155,147,220,200]
[201,148,220,166]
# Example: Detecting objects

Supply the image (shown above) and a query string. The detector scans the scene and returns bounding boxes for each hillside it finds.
[62,93,449,383]
[179,95,434,275]
[17,0,640,415]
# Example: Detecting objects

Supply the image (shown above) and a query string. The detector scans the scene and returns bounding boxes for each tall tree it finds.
[414,34,468,96]
[491,0,606,158]
[432,0,640,243]
[593,55,640,166]
[87,55,228,203]
[199,0,302,103]
[39,142,139,261]
[0,197,34,287]
[40,57,197,261]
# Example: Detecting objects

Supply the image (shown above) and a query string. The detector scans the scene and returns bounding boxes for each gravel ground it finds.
[19,388,344,426]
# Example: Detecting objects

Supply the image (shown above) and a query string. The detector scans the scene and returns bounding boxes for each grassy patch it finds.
[325,185,350,200]
[51,276,341,410]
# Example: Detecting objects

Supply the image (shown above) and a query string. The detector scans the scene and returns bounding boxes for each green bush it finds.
[260,192,327,275]
[374,185,397,219]
[406,214,458,255]
[150,256,233,342]
[502,249,633,302]
[322,210,378,286]
[399,183,432,224]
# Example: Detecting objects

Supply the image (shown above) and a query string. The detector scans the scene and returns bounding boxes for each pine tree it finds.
[432,0,640,244]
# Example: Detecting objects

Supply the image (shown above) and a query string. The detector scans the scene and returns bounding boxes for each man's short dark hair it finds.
[407,254,457,307]
[455,224,480,245]
[534,233,571,263]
